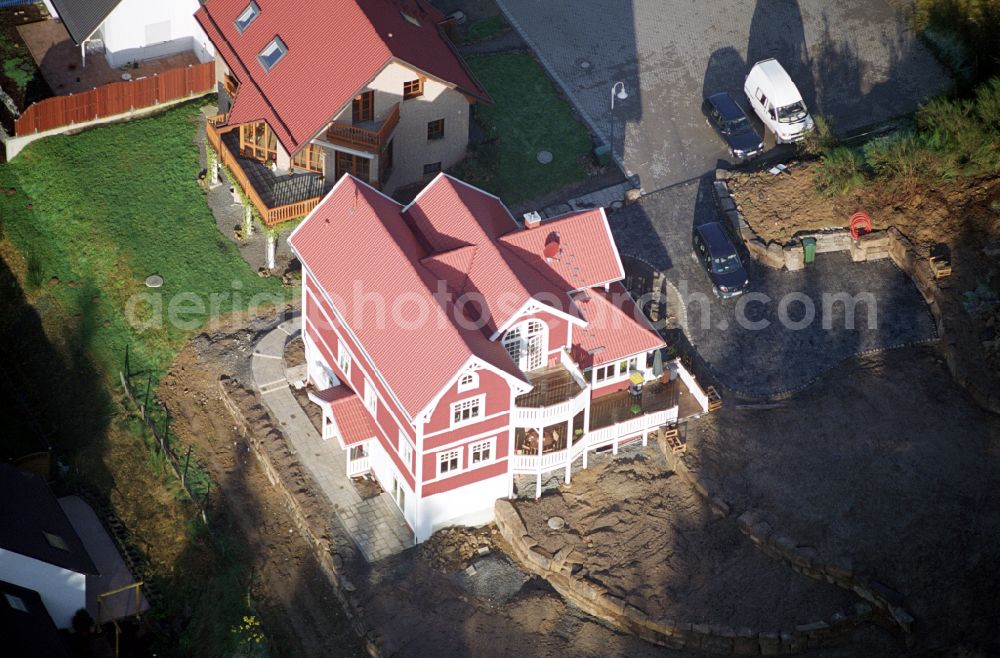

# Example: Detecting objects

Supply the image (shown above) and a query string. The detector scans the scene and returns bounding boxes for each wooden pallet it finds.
[929,256,952,279]
[706,385,722,412]
[662,427,685,453]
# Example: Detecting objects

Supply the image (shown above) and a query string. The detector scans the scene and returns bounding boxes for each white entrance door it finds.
[503,320,547,372]
[391,474,405,512]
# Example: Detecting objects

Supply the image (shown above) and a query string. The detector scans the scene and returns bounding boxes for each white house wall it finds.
[99,0,214,67]
[327,61,470,193]
[0,549,87,628]
[415,471,508,542]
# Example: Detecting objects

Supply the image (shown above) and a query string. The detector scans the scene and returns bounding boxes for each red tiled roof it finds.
[499,209,625,291]
[403,176,586,333]
[570,283,665,369]
[312,386,378,448]
[196,0,489,155]
[291,174,661,418]
[290,176,525,419]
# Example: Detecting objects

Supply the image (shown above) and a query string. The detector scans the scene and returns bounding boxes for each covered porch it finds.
[308,386,377,479]
[511,359,710,498]
[206,115,330,227]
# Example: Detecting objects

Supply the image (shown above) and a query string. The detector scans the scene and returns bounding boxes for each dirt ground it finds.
[687,345,1000,652]
[511,450,866,630]
[727,164,1000,254]
[157,311,366,658]
[160,312,699,658]
[153,307,1000,656]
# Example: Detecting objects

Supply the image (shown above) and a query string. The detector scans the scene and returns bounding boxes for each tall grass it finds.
[915,0,1000,83]
[812,76,999,197]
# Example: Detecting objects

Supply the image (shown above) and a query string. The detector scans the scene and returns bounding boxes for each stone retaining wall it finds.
[654,433,914,638]
[734,509,914,635]
[716,171,1000,415]
[494,498,874,655]
[219,376,383,657]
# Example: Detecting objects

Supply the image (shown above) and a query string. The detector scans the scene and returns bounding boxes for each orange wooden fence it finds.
[14,61,215,136]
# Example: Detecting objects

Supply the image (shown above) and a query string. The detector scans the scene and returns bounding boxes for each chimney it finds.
[523,211,542,229]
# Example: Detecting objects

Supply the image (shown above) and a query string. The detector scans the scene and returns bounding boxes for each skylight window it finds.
[235,1,260,33]
[400,11,421,27]
[44,531,69,551]
[258,37,287,72]
[4,593,28,613]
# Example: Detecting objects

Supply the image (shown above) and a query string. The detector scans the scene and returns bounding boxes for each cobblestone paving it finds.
[496,0,951,189]
[610,180,938,396]
[252,318,414,562]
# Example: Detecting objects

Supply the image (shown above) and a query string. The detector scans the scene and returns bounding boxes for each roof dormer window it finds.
[400,11,421,27]
[235,1,260,33]
[258,36,287,72]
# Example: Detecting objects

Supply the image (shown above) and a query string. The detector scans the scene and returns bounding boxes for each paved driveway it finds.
[610,179,938,396]
[496,0,951,190]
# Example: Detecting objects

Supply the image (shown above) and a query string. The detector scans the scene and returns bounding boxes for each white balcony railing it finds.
[347,456,370,477]
[511,407,676,476]
[512,383,590,426]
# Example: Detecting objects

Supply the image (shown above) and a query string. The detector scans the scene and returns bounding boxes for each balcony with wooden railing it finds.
[205,114,325,227]
[324,103,400,152]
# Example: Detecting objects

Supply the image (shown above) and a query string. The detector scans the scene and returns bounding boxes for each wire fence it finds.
[119,346,211,523]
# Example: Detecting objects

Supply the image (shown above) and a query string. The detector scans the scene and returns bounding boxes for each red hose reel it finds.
[850,211,873,239]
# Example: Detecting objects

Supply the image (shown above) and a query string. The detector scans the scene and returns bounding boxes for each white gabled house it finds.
[42,0,215,68]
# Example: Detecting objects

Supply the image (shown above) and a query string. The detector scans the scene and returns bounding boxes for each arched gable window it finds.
[502,319,547,372]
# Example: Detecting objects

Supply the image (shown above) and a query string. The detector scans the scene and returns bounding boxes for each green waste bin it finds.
[594,144,612,166]
[802,237,817,264]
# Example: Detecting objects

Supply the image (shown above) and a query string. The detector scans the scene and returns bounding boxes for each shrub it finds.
[915,0,1000,82]
[798,114,837,155]
[814,147,867,197]
[863,132,933,186]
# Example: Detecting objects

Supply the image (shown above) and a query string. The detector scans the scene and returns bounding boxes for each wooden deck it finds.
[590,377,703,431]
[206,116,328,226]
[515,366,584,408]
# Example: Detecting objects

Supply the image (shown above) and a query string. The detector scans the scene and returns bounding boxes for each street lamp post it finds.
[611,81,628,110]
[610,82,628,163]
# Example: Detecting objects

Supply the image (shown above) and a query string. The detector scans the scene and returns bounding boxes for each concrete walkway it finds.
[251,317,414,562]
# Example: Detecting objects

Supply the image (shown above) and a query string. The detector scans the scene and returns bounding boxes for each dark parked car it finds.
[702,92,764,160]
[693,222,749,298]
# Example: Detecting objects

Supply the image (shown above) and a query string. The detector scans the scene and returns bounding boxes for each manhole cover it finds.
[547,516,565,530]
[610,200,624,210]
[537,150,553,164]
[144,274,163,288]
[575,58,591,70]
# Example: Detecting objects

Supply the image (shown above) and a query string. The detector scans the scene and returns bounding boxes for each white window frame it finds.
[398,430,413,466]
[592,363,615,385]
[234,1,260,33]
[470,438,495,466]
[337,339,351,378]
[457,371,478,393]
[258,36,287,72]
[450,395,484,428]
[502,319,548,372]
[437,449,461,476]
[363,378,377,415]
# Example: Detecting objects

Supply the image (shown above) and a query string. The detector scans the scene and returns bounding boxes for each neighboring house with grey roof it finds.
[0,464,98,628]
[42,0,214,67]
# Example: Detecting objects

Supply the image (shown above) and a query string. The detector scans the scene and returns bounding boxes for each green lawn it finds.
[458,52,594,204]
[0,101,285,381]
[462,15,512,44]
[0,100,288,656]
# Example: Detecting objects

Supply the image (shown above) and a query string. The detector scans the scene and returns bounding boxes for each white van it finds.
[744,59,814,143]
